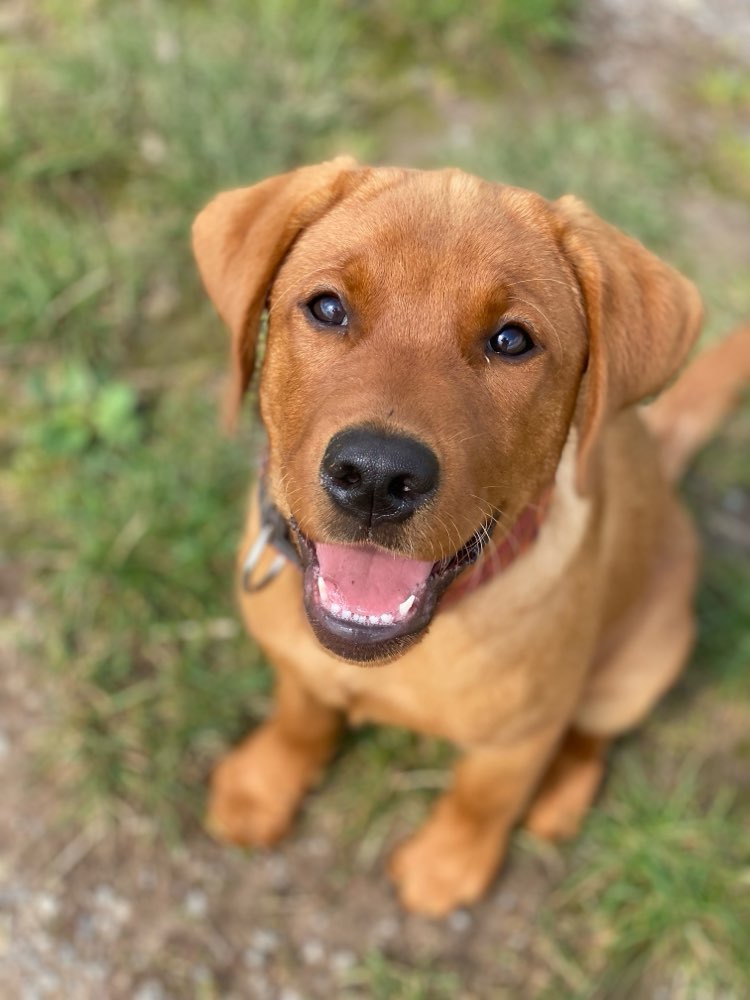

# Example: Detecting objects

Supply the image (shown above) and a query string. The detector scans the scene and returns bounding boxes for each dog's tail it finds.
[643,325,750,482]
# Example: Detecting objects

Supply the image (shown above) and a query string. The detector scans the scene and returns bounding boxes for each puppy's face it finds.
[258,171,588,661]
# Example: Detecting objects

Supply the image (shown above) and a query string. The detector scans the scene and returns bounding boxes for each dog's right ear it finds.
[192,156,359,427]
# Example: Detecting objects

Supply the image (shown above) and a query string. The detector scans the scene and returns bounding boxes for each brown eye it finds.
[487,325,534,357]
[308,294,348,327]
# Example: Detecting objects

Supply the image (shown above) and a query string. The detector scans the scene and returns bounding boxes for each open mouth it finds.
[292,518,495,663]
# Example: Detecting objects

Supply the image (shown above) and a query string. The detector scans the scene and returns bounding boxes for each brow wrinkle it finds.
[505,276,575,291]
[506,295,564,356]
[267,264,348,319]
[505,274,586,325]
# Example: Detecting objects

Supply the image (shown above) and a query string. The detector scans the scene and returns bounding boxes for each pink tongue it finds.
[316,543,433,616]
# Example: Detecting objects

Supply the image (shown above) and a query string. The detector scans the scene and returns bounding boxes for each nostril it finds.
[329,462,361,488]
[387,474,413,500]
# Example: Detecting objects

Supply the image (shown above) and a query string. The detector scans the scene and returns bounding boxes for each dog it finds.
[192,158,750,916]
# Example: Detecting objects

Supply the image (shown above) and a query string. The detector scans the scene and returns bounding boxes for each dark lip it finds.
[290,515,497,664]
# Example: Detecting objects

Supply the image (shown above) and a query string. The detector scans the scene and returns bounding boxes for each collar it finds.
[439,487,553,609]
[242,476,553,607]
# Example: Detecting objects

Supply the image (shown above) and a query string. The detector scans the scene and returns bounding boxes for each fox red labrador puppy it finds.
[192,158,750,916]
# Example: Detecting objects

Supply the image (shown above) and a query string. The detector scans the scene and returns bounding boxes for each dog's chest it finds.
[244,551,596,745]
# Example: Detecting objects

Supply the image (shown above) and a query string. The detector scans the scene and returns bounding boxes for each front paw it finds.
[388,805,508,917]
[524,752,604,843]
[207,725,320,848]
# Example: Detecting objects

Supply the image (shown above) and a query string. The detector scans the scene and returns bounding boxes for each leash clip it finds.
[241,474,302,593]
[241,521,287,593]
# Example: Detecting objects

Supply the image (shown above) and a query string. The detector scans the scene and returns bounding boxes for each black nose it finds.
[320,427,440,526]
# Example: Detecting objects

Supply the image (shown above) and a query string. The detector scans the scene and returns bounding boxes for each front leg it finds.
[208,668,343,847]
[389,728,562,916]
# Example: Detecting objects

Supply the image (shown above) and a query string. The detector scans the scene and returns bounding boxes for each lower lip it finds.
[303,575,436,663]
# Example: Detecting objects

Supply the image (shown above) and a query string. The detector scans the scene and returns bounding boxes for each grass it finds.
[542,756,750,999]
[345,952,461,1000]
[438,112,683,247]
[693,66,750,201]
[2,0,750,996]
[9,365,265,830]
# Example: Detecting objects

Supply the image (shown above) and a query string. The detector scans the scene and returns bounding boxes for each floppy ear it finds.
[553,195,703,493]
[192,156,359,426]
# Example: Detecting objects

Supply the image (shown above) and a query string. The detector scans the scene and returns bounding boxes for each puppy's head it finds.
[193,160,701,663]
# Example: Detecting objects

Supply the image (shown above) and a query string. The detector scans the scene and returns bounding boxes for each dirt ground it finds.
[2,2,750,997]
[0,563,584,999]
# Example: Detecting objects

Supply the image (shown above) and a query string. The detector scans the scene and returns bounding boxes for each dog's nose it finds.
[321,428,439,525]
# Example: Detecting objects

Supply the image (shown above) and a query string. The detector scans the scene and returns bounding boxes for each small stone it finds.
[34,892,60,922]
[184,888,208,919]
[330,949,357,974]
[301,939,324,965]
[35,971,61,995]
[133,980,166,1000]
[448,908,472,932]
[93,884,131,925]
[249,929,280,954]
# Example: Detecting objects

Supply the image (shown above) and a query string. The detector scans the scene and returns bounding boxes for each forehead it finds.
[283,168,580,315]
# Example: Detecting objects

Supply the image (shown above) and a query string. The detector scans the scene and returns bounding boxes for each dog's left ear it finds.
[192,156,360,426]
[553,195,703,493]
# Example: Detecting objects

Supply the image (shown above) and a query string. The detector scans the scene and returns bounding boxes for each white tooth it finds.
[380,613,394,625]
[318,576,329,604]
[398,594,416,617]
[341,608,352,620]
[331,603,341,615]
[368,615,379,625]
